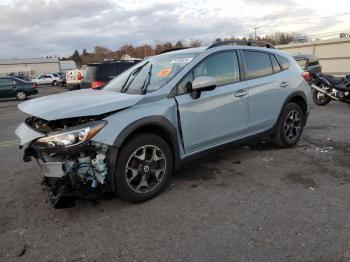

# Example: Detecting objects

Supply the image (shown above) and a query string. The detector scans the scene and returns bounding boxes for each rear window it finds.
[242,51,273,79]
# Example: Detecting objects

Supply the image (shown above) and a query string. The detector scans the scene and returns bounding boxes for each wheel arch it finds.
[272,91,309,134]
[113,116,181,169]
[287,93,308,124]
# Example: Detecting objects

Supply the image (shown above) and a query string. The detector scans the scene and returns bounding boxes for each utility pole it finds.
[253,26,260,40]
[249,25,261,40]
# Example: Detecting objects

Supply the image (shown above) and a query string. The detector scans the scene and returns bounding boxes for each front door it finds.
[175,51,249,155]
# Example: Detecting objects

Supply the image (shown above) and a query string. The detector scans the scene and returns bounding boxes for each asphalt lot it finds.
[0,86,350,262]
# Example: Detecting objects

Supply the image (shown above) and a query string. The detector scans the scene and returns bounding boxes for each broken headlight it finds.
[32,120,107,150]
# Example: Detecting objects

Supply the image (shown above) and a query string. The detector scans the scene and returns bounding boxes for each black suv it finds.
[293,54,322,74]
[80,59,141,89]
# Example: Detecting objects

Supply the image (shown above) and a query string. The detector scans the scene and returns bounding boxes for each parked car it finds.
[8,75,31,82]
[32,73,61,86]
[80,59,141,89]
[0,76,37,100]
[293,54,322,74]
[65,69,85,90]
[16,41,311,207]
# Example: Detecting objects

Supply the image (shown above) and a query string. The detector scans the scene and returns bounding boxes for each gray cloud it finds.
[0,0,346,58]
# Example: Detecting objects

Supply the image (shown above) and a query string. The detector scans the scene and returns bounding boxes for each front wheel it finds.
[114,133,173,202]
[312,90,331,106]
[273,102,305,148]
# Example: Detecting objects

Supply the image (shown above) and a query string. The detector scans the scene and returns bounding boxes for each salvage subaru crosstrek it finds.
[15,41,311,207]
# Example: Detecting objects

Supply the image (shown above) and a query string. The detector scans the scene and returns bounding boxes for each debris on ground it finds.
[316,147,334,153]
[17,245,29,257]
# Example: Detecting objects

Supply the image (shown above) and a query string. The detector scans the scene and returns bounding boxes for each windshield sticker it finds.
[157,68,172,77]
[170,58,193,64]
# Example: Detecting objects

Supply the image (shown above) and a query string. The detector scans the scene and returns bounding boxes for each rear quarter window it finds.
[277,55,290,70]
[270,55,282,73]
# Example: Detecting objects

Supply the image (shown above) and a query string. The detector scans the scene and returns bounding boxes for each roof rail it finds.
[208,40,276,49]
[157,47,190,55]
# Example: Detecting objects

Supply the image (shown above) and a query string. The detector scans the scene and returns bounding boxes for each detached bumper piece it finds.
[42,177,104,208]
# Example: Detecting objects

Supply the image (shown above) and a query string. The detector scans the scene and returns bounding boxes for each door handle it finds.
[280,81,289,88]
[234,90,248,97]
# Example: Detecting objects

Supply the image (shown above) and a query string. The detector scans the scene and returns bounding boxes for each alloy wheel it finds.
[125,145,166,193]
[284,109,302,142]
[16,92,26,100]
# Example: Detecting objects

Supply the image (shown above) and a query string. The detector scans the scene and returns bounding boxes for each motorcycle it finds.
[310,73,350,106]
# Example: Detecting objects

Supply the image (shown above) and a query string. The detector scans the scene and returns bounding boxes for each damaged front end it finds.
[17,116,113,208]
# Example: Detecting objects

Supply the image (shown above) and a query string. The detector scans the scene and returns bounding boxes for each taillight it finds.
[32,82,37,88]
[302,71,310,81]
[91,81,105,89]
[77,72,82,81]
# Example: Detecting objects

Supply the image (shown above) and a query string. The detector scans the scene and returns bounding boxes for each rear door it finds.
[241,50,290,132]
[175,51,249,155]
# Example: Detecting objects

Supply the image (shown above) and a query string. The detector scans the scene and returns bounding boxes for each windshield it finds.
[103,51,199,94]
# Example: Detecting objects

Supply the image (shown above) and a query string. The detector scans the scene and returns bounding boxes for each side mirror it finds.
[186,76,217,99]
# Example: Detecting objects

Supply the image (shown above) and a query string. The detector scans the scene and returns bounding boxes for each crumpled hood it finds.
[18,89,143,120]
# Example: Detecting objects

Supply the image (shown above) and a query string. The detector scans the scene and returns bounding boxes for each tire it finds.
[312,90,331,106]
[52,80,57,86]
[272,102,305,148]
[15,91,27,100]
[114,133,173,202]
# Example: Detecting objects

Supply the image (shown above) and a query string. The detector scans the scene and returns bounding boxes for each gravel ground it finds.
[0,87,349,262]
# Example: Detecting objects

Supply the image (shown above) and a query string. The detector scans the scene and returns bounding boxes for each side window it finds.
[277,55,290,70]
[270,55,282,73]
[193,51,240,86]
[0,79,12,87]
[176,51,240,95]
[38,75,45,79]
[242,51,273,79]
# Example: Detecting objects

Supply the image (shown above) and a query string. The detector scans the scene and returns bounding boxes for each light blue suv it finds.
[15,41,311,207]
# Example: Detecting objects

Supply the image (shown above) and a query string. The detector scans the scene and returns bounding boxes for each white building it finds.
[277,37,350,76]
[0,58,76,78]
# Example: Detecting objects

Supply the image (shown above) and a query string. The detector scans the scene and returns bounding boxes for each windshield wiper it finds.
[121,61,149,93]
[140,64,152,95]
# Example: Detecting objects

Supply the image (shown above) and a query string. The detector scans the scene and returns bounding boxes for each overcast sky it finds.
[0,0,349,59]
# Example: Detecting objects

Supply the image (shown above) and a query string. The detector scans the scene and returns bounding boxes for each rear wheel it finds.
[115,133,173,202]
[52,80,58,86]
[273,102,305,148]
[15,91,27,100]
[312,90,331,106]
